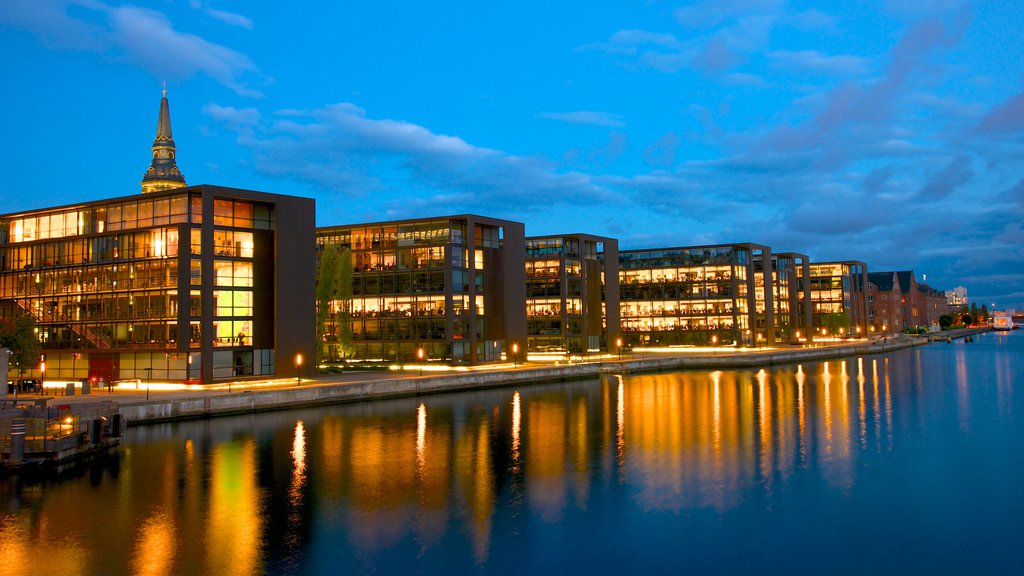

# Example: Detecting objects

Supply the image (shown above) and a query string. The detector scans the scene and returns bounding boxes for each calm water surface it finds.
[2,333,1023,574]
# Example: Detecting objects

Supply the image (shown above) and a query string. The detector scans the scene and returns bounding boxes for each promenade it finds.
[5,329,990,426]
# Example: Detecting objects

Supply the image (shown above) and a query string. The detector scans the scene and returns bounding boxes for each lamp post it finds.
[296,353,303,386]
[616,337,623,361]
[187,353,193,383]
[711,334,717,356]
[417,348,424,377]
[40,355,46,393]
[511,343,519,368]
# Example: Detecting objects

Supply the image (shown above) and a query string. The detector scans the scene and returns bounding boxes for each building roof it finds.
[895,271,915,291]
[868,271,898,291]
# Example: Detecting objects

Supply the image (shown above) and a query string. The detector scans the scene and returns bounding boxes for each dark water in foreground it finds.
[2,333,1023,575]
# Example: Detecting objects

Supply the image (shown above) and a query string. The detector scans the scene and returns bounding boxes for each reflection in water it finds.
[3,335,1022,573]
[208,438,263,576]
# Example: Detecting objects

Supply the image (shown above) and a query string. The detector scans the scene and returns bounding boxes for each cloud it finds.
[643,133,681,168]
[917,155,973,198]
[769,50,872,76]
[539,111,625,128]
[204,101,616,219]
[977,89,1024,134]
[189,1,254,30]
[0,0,264,97]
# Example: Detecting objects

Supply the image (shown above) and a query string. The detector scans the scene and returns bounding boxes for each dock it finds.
[0,397,124,471]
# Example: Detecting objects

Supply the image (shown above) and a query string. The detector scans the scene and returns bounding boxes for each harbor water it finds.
[1,332,1022,574]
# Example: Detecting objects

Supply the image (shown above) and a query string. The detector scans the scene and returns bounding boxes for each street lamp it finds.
[40,355,46,393]
[187,353,193,383]
[711,334,718,356]
[511,343,519,368]
[417,348,424,377]
[616,337,623,361]
[295,353,303,386]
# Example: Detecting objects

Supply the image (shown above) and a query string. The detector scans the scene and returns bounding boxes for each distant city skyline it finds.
[2,1,1022,307]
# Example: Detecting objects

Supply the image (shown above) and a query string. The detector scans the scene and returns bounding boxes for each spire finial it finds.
[141,88,186,193]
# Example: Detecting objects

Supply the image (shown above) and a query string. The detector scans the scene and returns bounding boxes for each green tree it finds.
[970,302,978,322]
[0,315,41,377]
[314,244,341,363]
[961,313,973,325]
[939,314,954,329]
[822,311,852,337]
[335,247,354,361]
[980,304,989,321]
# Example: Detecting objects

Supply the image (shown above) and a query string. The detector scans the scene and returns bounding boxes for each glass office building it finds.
[0,185,315,384]
[764,252,813,342]
[316,215,526,364]
[799,261,868,337]
[525,234,619,354]
[615,243,773,347]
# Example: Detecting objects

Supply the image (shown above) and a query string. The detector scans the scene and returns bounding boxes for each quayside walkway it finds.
[6,329,990,426]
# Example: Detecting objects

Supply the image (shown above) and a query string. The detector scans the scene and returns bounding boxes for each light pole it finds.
[512,343,519,368]
[296,353,303,386]
[616,337,623,361]
[187,353,193,383]
[39,355,46,394]
[711,334,718,356]
[417,347,424,377]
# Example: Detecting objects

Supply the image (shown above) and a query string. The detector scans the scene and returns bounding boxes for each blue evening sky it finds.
[2,1,1023,308]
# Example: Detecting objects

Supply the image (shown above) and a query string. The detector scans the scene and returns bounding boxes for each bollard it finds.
[110,414,122,438]
[9,419,25,465]
[66,382,75,396]
[90,418,103,445]
[82,379,90,395]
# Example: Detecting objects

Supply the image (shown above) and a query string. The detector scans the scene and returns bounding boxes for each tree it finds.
[314,244,341,363]
[822,311,852,337]
[961,313,973,325]
[939,314,954,329]
[335,247,354,361]
[0,315,41,377]
[970,302,978,322]
[980,304,989,321]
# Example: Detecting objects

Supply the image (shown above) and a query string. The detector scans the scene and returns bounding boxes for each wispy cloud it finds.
[189,0,254,30]
[769,50,872,76]
[538,111,625,128]
[0,0,265,96]
[204,101,617,221]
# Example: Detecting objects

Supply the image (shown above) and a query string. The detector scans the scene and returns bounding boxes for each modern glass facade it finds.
[765,252,813,342]
[316,215,526,364]
[525,234,619,354]
[615,244,771,347]
[1,185,315,383]
[799,261,868,337]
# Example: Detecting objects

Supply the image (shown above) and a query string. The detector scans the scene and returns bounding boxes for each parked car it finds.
[18,378,42,393]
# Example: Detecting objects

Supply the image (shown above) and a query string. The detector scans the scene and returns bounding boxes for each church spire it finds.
[141,88,187,194]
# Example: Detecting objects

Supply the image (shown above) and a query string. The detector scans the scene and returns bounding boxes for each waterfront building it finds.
[0,185,315,384]
[1,92,315,384]
[945,286,968,312]
[315,215,526,364]
[799,261,868,337]
[867,271,902,335]
[616,243,774,347]
[768,252,814,342]
[524,233,620,354]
